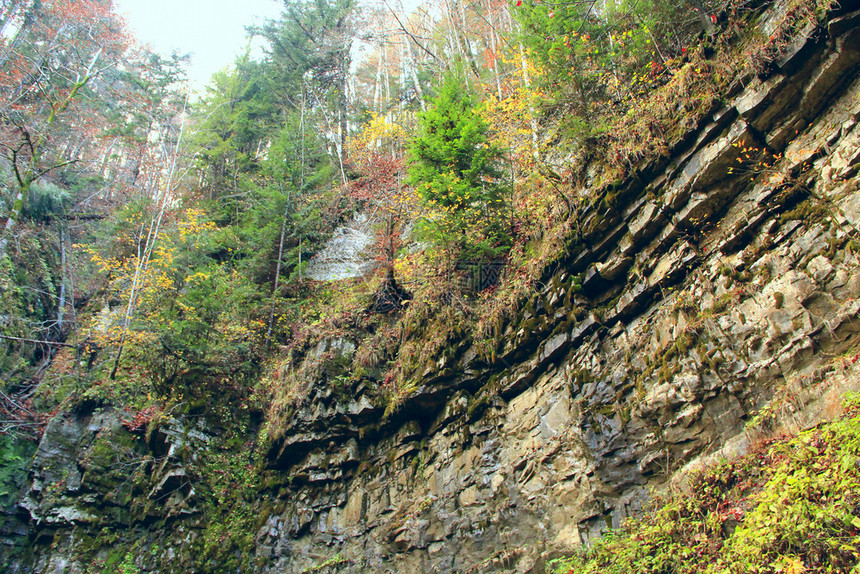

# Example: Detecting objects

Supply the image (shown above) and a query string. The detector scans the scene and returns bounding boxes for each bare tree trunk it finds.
[111,95,190,380]
[300,84,306,189]
[442,0,467,68]
[0,0,40,67]
[311,87,348,186]
[401,29,426,110]
[66,224,76,333]
[385,0,437,73]
[266,191,291,349]
[455,0,480,78]
[337,44,350,162]
[487,4,503,101]
[373,45,384,112]
[0,181,28,260]
[57,226,66,330]
[382,46,391,111]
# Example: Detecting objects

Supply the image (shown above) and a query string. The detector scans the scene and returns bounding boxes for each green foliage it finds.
[549,402,860,573]
[192,52,339,299]
[187,409,267,572]
[117,552,142,574]
[256,0,356,108]
[408,67,511,263]
[19,180,72,222]
[0,435,34,506]
[514,0,717,140]
[131,262,264,393]
[0,226,63,388]
[302,553,349,573]
[194,58,281,203]
[79,199,267,401]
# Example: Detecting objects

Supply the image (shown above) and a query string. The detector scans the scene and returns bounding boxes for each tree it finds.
[258,0,358,181]
[407,67,510,267]
[192,52,289,207]
[0,0,127,257]
[347,114,413,273]
[0,1,190,405]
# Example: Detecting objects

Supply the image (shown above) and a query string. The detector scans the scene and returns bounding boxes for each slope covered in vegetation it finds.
[549,389,860,574]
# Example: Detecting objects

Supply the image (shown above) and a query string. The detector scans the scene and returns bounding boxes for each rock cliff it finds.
[3,2,860,572]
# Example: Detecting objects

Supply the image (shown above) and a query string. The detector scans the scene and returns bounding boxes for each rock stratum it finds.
[3,2,860,572]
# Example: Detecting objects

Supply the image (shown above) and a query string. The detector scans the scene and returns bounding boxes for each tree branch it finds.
[383,0,438,62]
[0,334,76,347]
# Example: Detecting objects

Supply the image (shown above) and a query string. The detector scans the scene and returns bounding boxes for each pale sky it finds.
[113,0,285,91]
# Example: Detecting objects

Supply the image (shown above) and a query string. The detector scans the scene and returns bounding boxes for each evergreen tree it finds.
[258,0,357,175]
[407,68,510,264]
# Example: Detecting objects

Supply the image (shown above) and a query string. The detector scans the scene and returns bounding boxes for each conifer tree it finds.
[407,67,510,265]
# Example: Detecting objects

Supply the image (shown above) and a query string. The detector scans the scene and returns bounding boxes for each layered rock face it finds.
[4,4,860,573]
